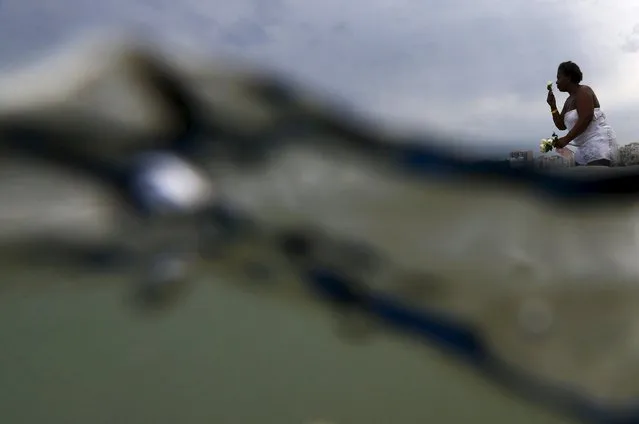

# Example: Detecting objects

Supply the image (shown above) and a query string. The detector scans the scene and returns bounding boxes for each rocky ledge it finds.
[618,142,639,166]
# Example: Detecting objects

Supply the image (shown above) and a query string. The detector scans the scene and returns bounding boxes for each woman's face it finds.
[555,70,570,92]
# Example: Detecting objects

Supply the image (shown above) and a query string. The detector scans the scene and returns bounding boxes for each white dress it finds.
[563,108,619,165]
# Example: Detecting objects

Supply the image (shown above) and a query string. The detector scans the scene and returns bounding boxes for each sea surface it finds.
[0,264,575,424]
[0,161,578,424]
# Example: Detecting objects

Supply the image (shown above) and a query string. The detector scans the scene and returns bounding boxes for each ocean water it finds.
[0,159,580,424]
[0,263,575,424]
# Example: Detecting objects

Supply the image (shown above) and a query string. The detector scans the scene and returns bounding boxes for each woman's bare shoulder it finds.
[579,85,596,95]
[579,85,600,106]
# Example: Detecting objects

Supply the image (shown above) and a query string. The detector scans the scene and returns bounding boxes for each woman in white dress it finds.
[546,61,618,166]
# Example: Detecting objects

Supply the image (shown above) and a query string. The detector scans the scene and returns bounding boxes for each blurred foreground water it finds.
[0,164,572,423]
[0,158,595,423]
[0,163,576,424]
[0,260,574,424]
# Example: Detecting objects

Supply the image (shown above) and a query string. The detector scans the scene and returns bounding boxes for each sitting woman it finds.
[547,61,618,166]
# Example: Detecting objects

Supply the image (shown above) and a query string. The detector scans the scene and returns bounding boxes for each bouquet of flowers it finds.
[540,133,558,153]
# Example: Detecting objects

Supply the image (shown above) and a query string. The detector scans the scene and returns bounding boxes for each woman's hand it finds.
[553,136,569,149]
[546,90,557,109]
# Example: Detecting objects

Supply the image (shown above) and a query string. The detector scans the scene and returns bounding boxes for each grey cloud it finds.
[621,39,639,53]
[200,0,605,140]
[0,0,602,100]
[621,24,639,53]
[0,0,635,151]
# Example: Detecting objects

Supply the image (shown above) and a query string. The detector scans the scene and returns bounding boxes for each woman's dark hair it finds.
[558,61,583,84]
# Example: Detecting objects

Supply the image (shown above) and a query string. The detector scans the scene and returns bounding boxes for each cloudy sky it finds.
[0,0,638,155]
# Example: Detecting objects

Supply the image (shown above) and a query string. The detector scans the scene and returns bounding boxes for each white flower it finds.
[547,81,553,90]
[539,137,554,153]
